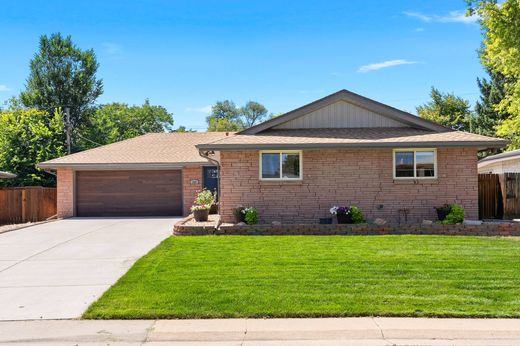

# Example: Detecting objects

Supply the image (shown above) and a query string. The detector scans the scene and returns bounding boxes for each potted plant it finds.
[191,204,211,222]
[435,204,451,221]
[191,189,215,222]
[330,206,353,224]
[233,206,246,223]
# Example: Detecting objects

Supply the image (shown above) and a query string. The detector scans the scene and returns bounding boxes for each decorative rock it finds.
[373,218,387,226]
[272,221,282,226]
[422,220,433,225]
[463,220,483,225]
[236,222,246,226]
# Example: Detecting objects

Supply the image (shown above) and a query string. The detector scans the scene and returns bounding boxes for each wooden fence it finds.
[478,173,520,220]
[0,187,57,225]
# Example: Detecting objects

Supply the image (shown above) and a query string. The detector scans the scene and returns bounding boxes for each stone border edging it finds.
[174,221,520,236]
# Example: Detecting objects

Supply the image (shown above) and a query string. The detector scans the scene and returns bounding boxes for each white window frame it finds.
[393,148,437,180]
[259,150,303,181]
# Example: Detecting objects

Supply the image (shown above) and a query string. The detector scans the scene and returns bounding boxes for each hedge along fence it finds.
[174,219,520,236]
[0,187,57,225]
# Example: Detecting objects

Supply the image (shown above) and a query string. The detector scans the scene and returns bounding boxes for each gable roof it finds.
[38,132,231,169]
[240,89,452,134]
[197,128,507,151]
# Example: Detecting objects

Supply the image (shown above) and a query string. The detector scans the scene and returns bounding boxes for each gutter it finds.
[196,140,508,151]
[36,162,194,170]
[198,149,221,214]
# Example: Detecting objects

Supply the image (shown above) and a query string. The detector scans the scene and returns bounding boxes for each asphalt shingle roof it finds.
[38,132,231,169]
[197,128,507,150]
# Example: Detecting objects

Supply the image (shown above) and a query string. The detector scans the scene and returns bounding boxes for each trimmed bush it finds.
[442,204,465,224]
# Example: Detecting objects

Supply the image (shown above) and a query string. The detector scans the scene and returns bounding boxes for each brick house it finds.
[39,90,506,223]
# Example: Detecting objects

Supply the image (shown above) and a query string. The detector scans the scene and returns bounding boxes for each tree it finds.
[0,109,65,187]
[20,33,103,146]
[77,100,174,149]
[206,100,242,131]
[174,126,196,132]
[474,69,511,136]
[467,0,520,148]
[241,101,268,128]
[207,117,243,132]
[417,87,474,132]
[206,100,269,131]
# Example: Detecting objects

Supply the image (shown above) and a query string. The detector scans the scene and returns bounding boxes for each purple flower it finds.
[330,206,351,215]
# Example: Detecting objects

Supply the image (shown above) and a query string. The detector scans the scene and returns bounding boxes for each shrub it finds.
[244,207,258,225]
[194,189,214,206]
[442,204,464,224]
[350,205,366,224]
[233,206,246,223]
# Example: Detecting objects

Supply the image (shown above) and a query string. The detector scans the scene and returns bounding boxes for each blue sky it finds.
[1,0,485,130]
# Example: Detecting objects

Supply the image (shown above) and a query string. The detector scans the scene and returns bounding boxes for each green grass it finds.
[84,236,520,319]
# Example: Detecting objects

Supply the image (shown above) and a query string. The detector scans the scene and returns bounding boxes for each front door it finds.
[203,166,219,200]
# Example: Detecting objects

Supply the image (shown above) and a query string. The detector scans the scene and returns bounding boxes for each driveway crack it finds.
[372,317,393,345]
[141,320,156,345]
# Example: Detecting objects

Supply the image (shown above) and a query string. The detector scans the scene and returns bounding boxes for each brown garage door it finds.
[76,170,182,217]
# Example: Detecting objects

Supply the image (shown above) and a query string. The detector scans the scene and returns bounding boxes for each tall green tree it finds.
[468,0,520,148]
[474,69,511,136]
[417,87,474,132]
[20,33,103,141]
[77,100,174,148]
[206,100,269,131]
[241,101,268,128]
[0,109,65,187]
[206,100,242,131]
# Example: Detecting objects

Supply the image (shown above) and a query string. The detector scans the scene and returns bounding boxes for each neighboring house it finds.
[478,149,520,174]
[0,171,16,179]
[39,90,506,223]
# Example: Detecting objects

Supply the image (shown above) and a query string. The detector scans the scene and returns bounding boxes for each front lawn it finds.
[84,235,520,319]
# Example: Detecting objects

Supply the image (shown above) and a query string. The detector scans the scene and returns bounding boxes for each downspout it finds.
[198,149,221,214]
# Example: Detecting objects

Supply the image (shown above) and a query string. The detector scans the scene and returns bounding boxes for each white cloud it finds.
[185,105,212,114]
[403,10,480,24]
[415,27,425,32]
[357,59,418,73]
[0,85,11,92]
[403,11,432,22]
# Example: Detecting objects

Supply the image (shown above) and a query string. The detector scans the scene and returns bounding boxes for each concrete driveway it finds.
[0,217,178,320]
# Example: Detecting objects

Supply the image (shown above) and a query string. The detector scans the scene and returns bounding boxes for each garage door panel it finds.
[76,170,182,216]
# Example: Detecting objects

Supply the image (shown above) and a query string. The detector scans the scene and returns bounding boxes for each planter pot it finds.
[436,208,450,221]
[336,213,353,224]
[319,217,333,224]
[193,209,209,222]
[209,203,218,215]
[233,208,246,223]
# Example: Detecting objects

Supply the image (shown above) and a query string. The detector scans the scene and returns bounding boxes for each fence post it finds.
[21,189,27,223]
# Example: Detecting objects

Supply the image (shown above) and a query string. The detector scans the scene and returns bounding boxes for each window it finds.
[260,151,302,180]
[393,149,436,179]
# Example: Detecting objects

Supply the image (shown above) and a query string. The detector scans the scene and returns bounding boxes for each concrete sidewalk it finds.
[0,318,519,345]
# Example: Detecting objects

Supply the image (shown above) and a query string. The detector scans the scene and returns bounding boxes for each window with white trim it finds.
[260,151,302,180]
[393,149,437,179]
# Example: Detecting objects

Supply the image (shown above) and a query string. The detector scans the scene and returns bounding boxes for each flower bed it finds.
[173,219,520,236]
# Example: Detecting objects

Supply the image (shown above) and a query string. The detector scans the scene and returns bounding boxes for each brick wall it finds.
[219,148,478,224]
[182,166,203,216]
[57,168,74,218]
